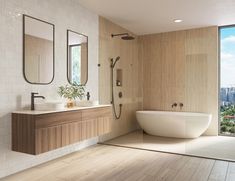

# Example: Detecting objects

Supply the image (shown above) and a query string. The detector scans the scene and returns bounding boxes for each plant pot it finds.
[66,99,74,108]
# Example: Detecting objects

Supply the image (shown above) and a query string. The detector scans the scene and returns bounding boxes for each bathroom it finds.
[0,0,235,180]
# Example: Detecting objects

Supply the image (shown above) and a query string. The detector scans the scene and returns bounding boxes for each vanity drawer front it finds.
[12,106,112,155]
[35,125,62,154]
[61,121,82,146]
[35,111,82,129]
[98,116,111,135]
[82,107,112,120]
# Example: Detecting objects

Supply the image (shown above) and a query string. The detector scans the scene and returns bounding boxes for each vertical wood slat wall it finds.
[138,27,218,135]
[12,106,112,155]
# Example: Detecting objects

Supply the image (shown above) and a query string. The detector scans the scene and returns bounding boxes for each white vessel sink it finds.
[76,100,99,107]
[35,102,64,111]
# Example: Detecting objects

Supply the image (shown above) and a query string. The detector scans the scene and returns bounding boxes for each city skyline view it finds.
[220,26,235,136]
[221,26,235,88]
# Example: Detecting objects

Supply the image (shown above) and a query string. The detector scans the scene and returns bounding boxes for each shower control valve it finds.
[118,92,123,98]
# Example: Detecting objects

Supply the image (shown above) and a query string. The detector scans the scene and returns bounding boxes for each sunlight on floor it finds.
[103,130,235,161]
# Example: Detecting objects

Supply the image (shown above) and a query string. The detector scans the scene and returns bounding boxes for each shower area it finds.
[110,33,135,119]
[98,17,142,139]
[99,17,235,162]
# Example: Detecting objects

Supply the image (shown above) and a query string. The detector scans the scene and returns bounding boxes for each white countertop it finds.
[12,104,112,115]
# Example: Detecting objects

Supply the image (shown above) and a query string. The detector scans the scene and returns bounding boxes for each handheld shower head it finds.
[111,56,120,68]
[116,56,120,61]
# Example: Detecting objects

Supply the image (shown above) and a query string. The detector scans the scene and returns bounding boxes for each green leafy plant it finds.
[58,83,85,100]
[229,127,235,133]
[221,125,228,133]
[220,105,235,135]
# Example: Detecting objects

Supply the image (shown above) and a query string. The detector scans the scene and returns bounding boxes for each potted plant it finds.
[58,83,85,108]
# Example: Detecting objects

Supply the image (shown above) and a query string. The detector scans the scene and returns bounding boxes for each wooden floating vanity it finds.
[12,105,112,155]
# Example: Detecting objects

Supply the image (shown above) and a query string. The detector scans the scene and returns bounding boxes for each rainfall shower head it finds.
[121,35,135,40]
[111,33,135,40]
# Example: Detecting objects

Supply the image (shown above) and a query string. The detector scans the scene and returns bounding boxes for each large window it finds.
[220,26,235,135]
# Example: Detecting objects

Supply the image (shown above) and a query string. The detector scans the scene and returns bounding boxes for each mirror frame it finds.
[67,29,88,86]
[23,14,55,85]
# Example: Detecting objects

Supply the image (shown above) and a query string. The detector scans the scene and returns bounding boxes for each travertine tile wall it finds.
[98,17,143,141]
[0,0,98,178]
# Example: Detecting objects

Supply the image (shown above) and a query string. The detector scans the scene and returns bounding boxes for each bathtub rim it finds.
[136,110,212,117]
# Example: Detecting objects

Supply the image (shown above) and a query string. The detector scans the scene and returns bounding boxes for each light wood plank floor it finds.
[1,144,235,181]
[105,131,235,161]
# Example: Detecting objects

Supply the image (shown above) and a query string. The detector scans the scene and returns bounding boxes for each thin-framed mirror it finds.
[67,30,88,85]
[23,14,55,84]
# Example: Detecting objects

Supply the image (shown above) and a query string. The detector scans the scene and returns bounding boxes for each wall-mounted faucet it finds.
[31,92,45,110]
[86,92,90,101]
[179,103,184,109]
[171,103,177,108]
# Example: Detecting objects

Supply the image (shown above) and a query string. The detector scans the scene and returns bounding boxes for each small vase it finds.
[66,99,74,108]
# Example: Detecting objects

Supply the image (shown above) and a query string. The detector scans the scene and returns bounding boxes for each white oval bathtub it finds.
[136,111,212,138]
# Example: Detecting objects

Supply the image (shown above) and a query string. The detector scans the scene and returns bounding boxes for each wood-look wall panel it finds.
[139,26,218,135]
[99,17,143,142]
[184,54,208,112]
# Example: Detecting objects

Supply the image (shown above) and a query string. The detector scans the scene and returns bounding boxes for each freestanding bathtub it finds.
[136,111,212,138]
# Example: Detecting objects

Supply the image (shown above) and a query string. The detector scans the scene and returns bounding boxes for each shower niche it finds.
[116,69,123,87]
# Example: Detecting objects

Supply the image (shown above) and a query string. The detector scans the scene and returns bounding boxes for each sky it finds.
[221,26,235,88]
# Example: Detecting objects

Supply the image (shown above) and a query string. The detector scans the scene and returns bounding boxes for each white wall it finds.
[0,0,98,178]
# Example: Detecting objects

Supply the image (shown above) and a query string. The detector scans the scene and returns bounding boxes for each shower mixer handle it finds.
[179,103,184,109]
[171,103,177,108]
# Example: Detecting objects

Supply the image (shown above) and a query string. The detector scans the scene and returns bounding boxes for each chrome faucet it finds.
[31,92,45,110]
[172,103,177,108]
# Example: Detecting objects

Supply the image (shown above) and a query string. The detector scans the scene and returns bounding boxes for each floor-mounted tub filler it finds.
[136,111,212,138]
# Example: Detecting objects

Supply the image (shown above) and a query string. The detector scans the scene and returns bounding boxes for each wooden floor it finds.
[105,131,235,162]
[2,144,235,181]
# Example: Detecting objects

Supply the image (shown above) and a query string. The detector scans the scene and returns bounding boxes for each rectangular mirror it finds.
[67,30,88,85]
[23,15,54,84]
